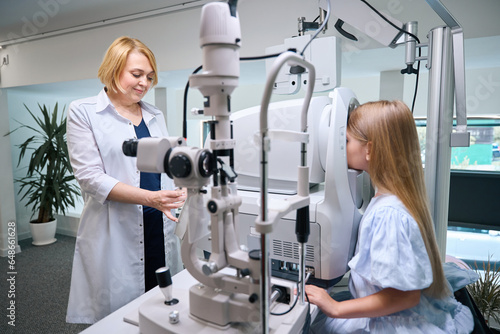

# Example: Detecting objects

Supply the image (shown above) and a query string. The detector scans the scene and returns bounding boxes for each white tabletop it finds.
[81,269,317,334]
[81,268,200,334]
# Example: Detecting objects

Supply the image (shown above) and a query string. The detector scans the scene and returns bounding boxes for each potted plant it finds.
[5,103,80,246]
[467,256,500,332]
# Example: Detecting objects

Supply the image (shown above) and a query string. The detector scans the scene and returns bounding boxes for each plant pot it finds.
[29,218,57,246]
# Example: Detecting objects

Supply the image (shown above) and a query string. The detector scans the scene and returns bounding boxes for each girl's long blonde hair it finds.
[348,100,449,299]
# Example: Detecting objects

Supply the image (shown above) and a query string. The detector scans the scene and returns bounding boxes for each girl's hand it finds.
[149,189,187,221]
[304,284,339,318]
[304,285,421,319]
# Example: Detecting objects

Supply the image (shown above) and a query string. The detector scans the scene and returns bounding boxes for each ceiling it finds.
[1,0,499,91]
[1,0,500,45]
[0,0,195,43]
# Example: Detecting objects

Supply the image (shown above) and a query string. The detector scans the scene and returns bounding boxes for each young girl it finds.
[305,100,473,333]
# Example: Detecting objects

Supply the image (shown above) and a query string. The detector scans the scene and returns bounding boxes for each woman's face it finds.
[346,130,370,172]
[117,50,154,103]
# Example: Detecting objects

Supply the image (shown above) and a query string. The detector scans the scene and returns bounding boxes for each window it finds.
[415,117,500,265]
[415,117,500,172]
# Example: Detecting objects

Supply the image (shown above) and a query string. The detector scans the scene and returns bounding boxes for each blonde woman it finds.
[306,100,473,333]
[66,36,185,324]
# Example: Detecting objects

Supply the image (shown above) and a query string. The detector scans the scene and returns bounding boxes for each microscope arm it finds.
[425,0,469,146]
[330,0,404,48]
[330,0,469,146]
[180,228,257,294]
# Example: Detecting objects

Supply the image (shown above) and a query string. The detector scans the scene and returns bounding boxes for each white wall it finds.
[0,90,20,255]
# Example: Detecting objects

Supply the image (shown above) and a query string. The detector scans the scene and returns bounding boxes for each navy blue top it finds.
[134,117,166,291]
[134,119,161,214]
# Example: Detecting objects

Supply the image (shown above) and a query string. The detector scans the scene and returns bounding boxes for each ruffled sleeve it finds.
[349,203,434,291]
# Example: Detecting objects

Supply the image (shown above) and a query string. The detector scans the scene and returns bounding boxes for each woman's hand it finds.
[149,189,187,221]
[107,183,187,222]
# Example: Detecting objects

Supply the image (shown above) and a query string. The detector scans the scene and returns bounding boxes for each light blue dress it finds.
[311,194,474,333]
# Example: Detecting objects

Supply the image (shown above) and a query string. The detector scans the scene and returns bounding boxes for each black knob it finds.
[122,139,138,157]
[249,249,261,261]
[207,201,218,214]
[249,293,258,303]
[155,267,172,288]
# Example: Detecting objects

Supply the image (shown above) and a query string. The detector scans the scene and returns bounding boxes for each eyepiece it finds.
[122,139,138,157]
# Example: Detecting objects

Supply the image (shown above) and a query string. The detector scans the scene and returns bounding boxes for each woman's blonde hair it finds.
[97,36,158,93]
[348,100,449,299]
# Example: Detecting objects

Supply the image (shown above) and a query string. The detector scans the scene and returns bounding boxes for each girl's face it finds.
[117,51,154,103]
[346,130,370,172]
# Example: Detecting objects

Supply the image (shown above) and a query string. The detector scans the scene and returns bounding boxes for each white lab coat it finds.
[65,89,182,324]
